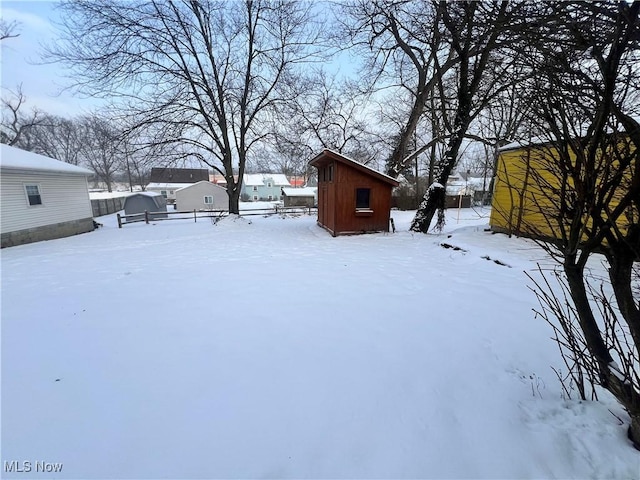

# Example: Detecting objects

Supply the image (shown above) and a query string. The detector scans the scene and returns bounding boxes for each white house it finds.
[241,173,290,201]
[146,167,210,204]
[1,144,95,248]
[175,181,228,211]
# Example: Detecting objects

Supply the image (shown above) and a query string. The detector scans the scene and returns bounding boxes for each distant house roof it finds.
[288,176,306,187]
[243,173,291,187]
[309,149,399,187]
[176,180,227,192]
[281,187,317,197]
[147,182,195,190]
[133,191,163,198]
[0,144,93,176]
[150,167,209,183]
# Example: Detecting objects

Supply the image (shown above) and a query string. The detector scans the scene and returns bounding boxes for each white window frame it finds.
[160,190,168,198]
[24,183,43,207]
[204,195,214,205]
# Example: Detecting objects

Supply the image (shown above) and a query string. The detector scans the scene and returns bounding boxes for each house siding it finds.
[1,171,93,235]
[175,182,227,210]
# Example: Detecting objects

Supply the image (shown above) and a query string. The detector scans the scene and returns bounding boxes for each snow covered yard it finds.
[2,208,638,479]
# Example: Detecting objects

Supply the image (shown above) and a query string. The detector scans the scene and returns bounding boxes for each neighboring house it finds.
[309,149,399,236]
[445,171,491,208]
[175,181,227,211]
[123,192,167,219]
[1,144,95,248]
[281,187,317,207]
[241,173,291,201]
[146,167,209,203]
[288,175,306,187]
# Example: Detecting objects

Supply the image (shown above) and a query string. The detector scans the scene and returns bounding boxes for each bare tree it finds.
[1,85,45,147]
[49,0,324,213]
[409,1,521,232]
[77,114,121,192]
[270,69,383,177]
[0,18,20,41]
[28,114,84,165]
[517,1,640,448]
[341,0,456,177]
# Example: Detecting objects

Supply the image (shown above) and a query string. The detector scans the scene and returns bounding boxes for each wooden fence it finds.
[117,205,317,228]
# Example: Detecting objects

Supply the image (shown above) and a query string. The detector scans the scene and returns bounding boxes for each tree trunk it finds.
[410,182,445,232]
[629,415,640,451]
[228,182,240,214]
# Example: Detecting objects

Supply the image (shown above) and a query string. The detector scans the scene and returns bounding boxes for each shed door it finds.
[319,184,328,226]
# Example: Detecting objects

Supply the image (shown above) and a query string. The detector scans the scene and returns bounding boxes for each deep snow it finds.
[1,207,638,479]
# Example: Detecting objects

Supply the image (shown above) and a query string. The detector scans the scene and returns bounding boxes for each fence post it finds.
[145,210,149,224]
[194,209,197,223]
[117,213,122,229]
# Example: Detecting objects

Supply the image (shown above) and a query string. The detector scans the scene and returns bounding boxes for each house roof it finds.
[309,149,400,187]
[130,191,163,198]
[0,144,93,176]
[150,167,209,183]
[176,181,227,192]
[281,187,317,197]
[146,182,195,190]
[243,173,291,186]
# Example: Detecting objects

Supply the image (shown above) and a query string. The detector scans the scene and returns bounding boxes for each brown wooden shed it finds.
[309,149,399,236]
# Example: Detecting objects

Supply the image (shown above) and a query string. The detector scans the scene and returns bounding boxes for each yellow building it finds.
[489,136,636,241]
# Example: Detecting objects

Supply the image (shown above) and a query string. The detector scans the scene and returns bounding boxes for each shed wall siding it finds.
[491,148,573,239]
[333,164,392,234]
[1,171,93,234]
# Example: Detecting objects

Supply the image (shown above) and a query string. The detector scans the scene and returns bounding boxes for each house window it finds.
[356,188,370,209]
[253,186,258,191]
[169,190,174,194]
[204,195,213,204]
[268,195,273,200]
[161,190,168,198]
[25,184,42,206]
[267,182,272,188]
[253,195,258,201]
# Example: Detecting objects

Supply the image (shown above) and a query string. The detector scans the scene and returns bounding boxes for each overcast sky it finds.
[1,0,102,117]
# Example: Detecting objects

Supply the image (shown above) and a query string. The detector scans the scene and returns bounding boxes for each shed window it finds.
[356,188,370,209]
[204,195,213,204]
[328,164,333,182]
[25,184,42,206]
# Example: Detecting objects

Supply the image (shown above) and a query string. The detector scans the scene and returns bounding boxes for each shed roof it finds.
[309,149,399,187]
[281,187,317,197]
[150,167,209,183]
[0,144,93,176]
